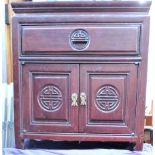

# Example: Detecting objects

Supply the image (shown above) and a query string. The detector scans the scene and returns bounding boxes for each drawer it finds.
[21,24,140,55]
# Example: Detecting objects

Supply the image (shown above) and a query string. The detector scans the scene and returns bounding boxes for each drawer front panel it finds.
[22,24,140,54]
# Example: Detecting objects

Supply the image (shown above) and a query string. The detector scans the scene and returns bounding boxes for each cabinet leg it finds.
[15,138,25,149]
[135,140,143,151]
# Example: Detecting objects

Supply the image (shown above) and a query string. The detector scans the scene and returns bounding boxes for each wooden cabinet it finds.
[11,0,152,150]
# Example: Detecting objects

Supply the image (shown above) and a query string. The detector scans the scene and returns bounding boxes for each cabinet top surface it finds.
[12,0,152,13]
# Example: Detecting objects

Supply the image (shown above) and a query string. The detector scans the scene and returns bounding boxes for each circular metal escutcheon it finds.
[69,29,90,51]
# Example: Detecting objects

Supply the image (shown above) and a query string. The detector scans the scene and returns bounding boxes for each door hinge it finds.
[20,129,27,134]
[134,62,140,65]
[21,61,25,65]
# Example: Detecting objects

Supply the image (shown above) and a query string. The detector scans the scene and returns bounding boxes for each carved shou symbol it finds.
[96,85,120,112]
[70,29,90,51]
[38,85,63,112]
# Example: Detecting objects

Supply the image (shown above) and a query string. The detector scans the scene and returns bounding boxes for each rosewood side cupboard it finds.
[11,0,152,150]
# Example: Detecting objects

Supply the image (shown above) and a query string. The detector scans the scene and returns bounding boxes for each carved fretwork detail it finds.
[95,85,120,113]
[38,85,63,112]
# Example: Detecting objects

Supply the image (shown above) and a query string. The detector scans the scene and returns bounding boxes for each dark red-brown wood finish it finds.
[11,0,151,150]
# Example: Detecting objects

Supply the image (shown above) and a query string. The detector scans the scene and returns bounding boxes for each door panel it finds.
[79,64,137,135]
[21,64,79,133]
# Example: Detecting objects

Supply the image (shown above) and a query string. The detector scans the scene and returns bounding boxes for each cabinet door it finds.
[79,64,137,135]
[21,64,79,133]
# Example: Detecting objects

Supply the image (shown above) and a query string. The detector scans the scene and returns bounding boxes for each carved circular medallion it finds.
[95,85,120,112]
[38,85,63,112]
[69,29,90,51]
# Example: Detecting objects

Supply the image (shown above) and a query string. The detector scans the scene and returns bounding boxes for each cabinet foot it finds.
[15,138,25,149]
[135,141,143,151]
